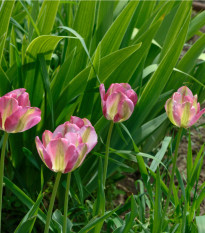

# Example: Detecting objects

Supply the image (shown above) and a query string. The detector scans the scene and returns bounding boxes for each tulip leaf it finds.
[196,216,205,233]
[35,0,60,36]
[98,0,139,57]
[0,0,15,63]
[131,10,191,128]
[14,193,43,233]
[187,10,205,41]
[3,177,56,232]
[78,206,119,233]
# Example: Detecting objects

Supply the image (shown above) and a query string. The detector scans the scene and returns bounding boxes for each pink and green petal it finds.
[178,86,193,99]
[105,92,122,120]
[165,98,177,126]
[17,92,30,107]
[64,145,79,173]
[0,96,19,129]
[5,107,41,133]
[53,122,80,138]
[46,138,70,172]
[180,102,193,128]
[42,130,53,147]
[125,89,138,105]
[79,126,97,152]
[65,132,82,146]
[114,98,134,123]
[70,116,85,128]
[188,108,205,127]
[4,88,26,98]
[35,136,52,170]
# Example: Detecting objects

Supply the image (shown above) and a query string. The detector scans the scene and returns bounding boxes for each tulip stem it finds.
[63,172,71,233]
[103,121,114,188]
[0,132,9,233]
[162,127,183,228]
[44,172,61,233]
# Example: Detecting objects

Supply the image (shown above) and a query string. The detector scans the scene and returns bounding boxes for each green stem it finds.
[44,172,61,233]
[63,172,71,233]
[103,121,114,188]
[0,132,9,232]
[162,127,183,227]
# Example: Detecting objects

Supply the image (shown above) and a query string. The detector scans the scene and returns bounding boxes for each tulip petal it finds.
[42,130,53,147]
[114,97,134,123]
[65,132,82,146]
[105,92,122,120]
[35,136,52,170]
[53,122,80,138]
[79,126,97,152]
[165,98,179,126]
[0,96,19,129]
[17,92,30,107]
[46,138,69,172]
[125,89,138,105]
[73,143,88,169]
[70,116,85,128]
[4,107,41,133]
[4,88,26,98]
[178,86,193,99]
[181,102,193,128]
[188,108,205,127]
[64,145,79,173]
[99,84,106,107]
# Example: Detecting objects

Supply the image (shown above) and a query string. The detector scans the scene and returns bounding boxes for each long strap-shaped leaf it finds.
[0,0,15,64]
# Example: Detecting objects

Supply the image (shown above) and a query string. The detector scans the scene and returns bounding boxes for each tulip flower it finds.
[35,116,97,173]
[36,117,97,233]
[0,88,41,232]
[0,88,41,133]
[100,83,138,123]
[165,86,205,128]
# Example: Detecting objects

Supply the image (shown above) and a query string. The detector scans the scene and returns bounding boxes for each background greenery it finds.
[0,0,205,232]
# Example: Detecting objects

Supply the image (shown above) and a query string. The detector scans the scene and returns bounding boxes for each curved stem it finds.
[44,172,62,233]
[162,127,183,227]
[103,121,114,188]
[0,132,9,232]
[63,172,71,233]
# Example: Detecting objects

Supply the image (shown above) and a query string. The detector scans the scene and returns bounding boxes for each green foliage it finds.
[0,0,205,232]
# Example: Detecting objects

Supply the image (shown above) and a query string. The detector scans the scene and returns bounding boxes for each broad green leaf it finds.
[150,136,171,172]
[187,10,205,41]
[78,206,119,233]
[92,158,105,233]
[196,216,205,233]
[14,193,43,233]
[131,10,191,128]
[152,169,162,233]
[65,1,96,75]
[4,177,55,232]
[35,0,60,36]
[0,0,15,63]
[99,1,139,57]
[52,209,73,233]
[165,33,205,91]
[159,1,191,61]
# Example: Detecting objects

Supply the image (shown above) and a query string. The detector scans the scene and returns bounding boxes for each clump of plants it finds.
[0,0,205,232]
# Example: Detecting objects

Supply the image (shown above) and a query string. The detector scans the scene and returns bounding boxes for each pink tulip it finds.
[0,89,41,133]
[35,116,98,173]
[100,83,138,123]
[165,86,205,128]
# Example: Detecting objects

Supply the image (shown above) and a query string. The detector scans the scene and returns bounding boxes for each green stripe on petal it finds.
[165,98,178,126]
[181,102,192,128]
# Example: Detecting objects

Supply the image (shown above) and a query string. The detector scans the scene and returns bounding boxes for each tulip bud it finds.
[100,83,138,123]
[0,89,41,133]
[165,86,205,128]
[35,116,97,173]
